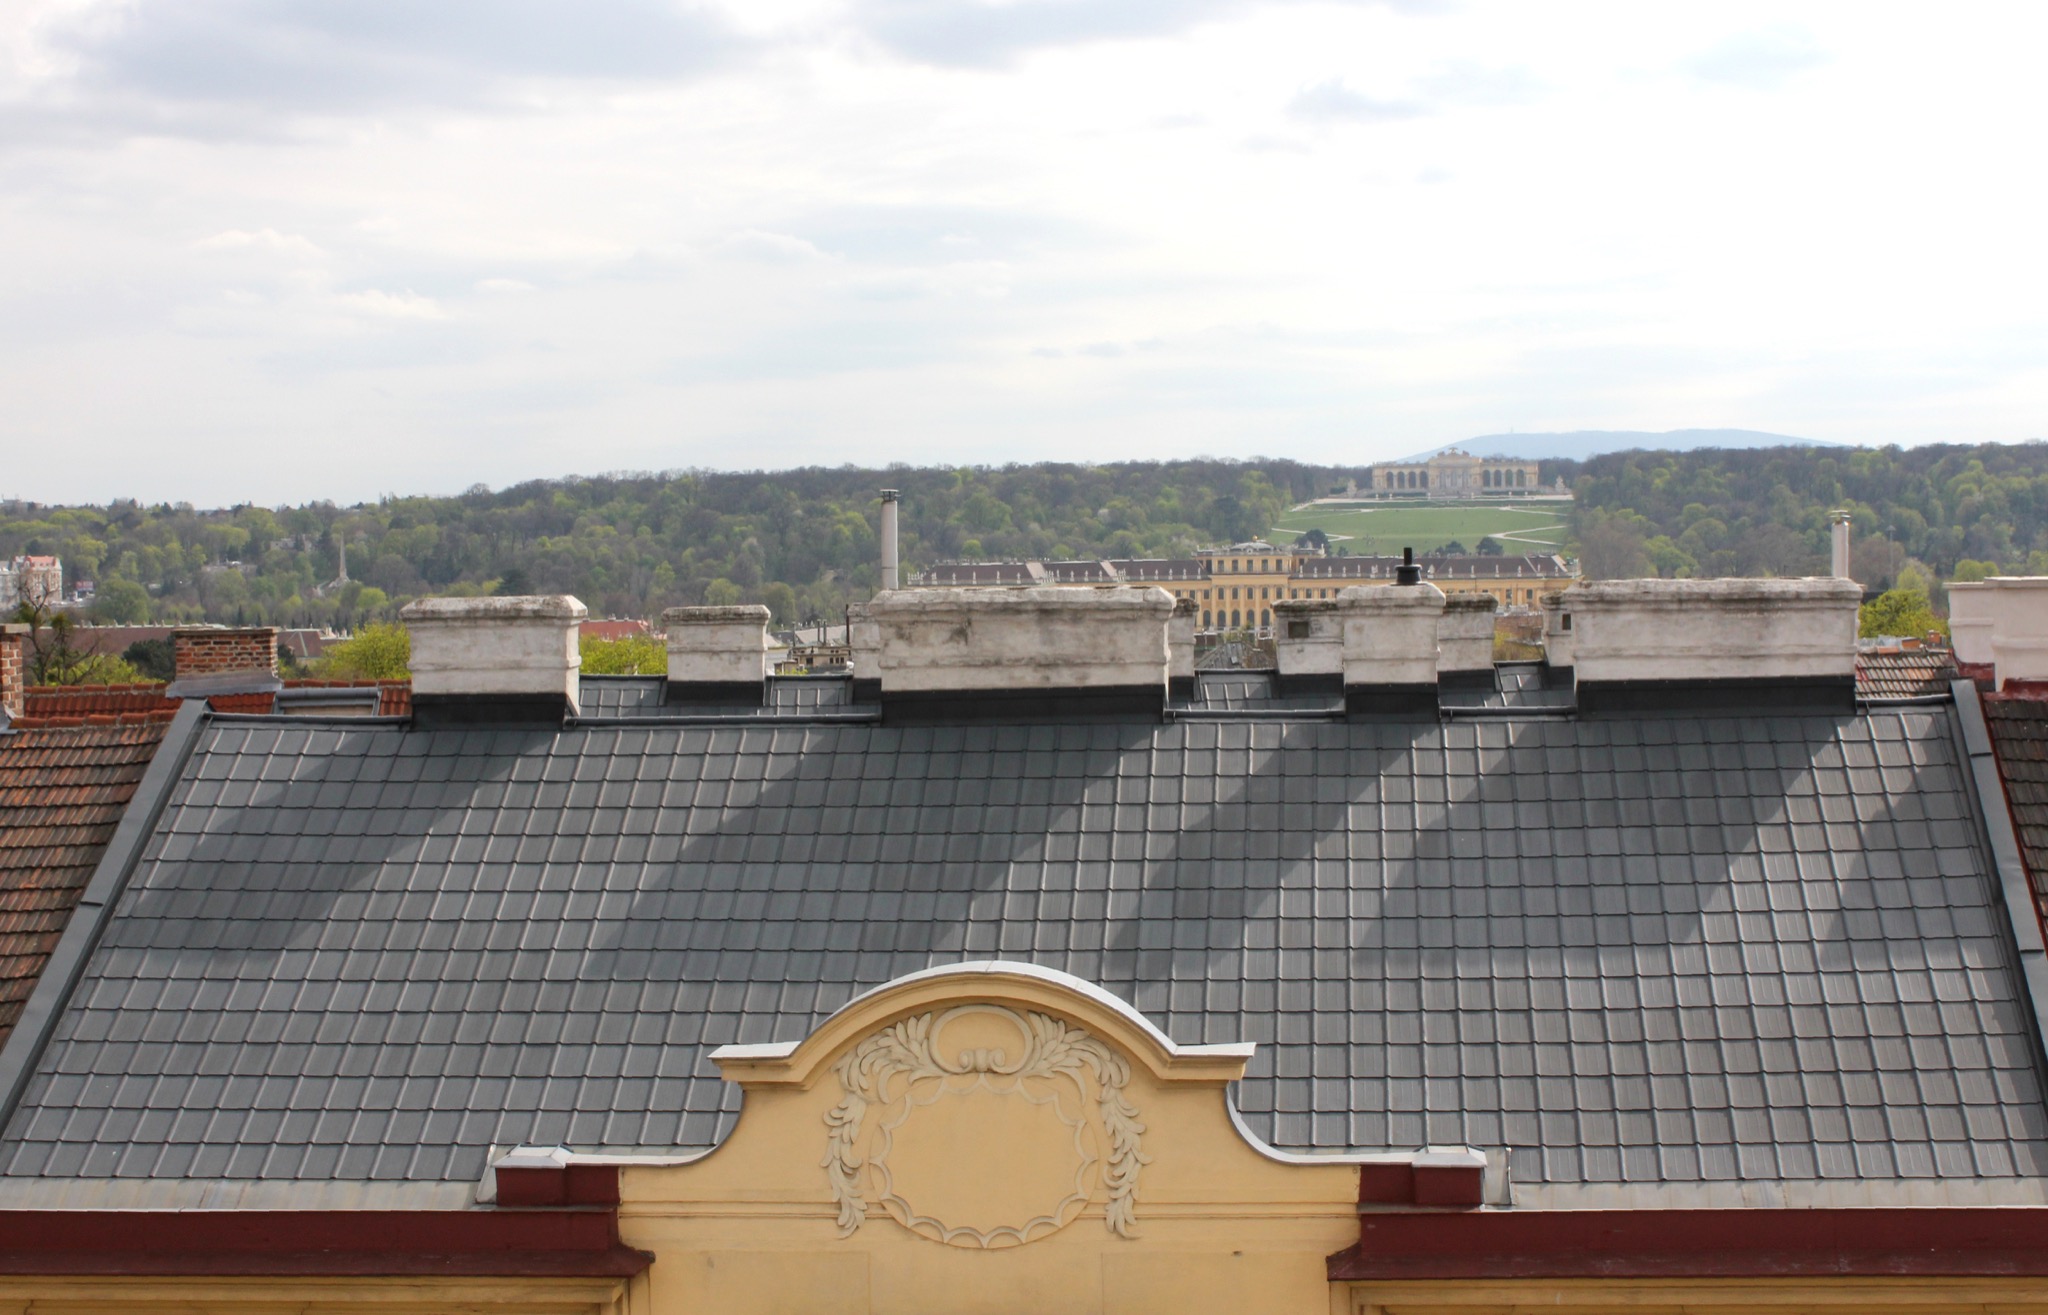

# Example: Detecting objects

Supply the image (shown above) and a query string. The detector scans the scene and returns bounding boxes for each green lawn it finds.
[1270,502,1569,555]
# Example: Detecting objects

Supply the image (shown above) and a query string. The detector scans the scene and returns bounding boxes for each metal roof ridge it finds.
[1950,677,2048,1113]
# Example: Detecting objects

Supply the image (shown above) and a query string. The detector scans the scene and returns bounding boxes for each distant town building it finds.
[0,555,62,611]
[1367,448,1541,497]
[911,541,1576,632]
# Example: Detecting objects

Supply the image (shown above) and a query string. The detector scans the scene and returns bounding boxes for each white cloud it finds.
[194,228,325,258]
[1,0,2046,505]
[334,288,450,320]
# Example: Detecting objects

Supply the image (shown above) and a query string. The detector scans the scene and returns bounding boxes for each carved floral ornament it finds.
[822,1004,1150,1249]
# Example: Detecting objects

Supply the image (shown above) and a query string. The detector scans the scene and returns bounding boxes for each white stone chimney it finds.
[846,601,881,698]
[1339,581,1447,716]
[1946,581,1994,665]
[402,595,586,723]
[866,586,1173,722]
[879,490,901,592]
[1540,591,1575,669]
[1437,592,1498,685]
[662,605,772,704]
[1271,598,1343,695]
[1986,577,2048,683]
[1168,596,1198,698]
[1829,510,1852,579]
[1559,578,1861,712]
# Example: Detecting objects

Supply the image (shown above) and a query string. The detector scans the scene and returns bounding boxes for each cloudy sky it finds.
[3,1,2044,506]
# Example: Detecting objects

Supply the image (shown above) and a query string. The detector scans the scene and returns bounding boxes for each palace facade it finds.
[1368,448,1541,497]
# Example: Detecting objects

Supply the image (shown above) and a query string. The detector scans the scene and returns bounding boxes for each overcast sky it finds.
[3,1,2044,506]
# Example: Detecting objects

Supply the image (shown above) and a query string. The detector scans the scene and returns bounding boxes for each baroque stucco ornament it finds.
[822,1004,1149,1247]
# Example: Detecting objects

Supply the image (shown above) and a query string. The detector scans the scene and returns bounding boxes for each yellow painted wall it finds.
[615,968,1362,1315]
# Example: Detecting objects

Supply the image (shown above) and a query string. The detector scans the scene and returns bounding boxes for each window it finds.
[1261,609,1271,628]
[1203,610,1212,627]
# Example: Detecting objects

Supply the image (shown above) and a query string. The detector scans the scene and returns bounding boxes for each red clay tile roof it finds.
[1855,646,1959,699]
[14,678,409,725]
[0,722,168,1049]
[1985,694,2048,935]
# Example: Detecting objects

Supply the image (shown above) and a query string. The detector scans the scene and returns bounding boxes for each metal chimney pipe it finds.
[1394,546,1421,587]
[1829,510,1852,579]
[879,489,901,591]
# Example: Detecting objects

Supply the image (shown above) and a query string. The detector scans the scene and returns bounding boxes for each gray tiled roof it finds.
[3,704,2042,1191]
[575,675,861,719]
[1176,673,1341,714]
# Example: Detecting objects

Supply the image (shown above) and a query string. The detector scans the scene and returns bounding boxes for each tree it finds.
[1293,528,1330,552]
[705,578,743,606]
[1859,588,1946,640]
[580,634,665,675]
[760,581,798,624]
[319,624,410,679]
[1575,512,1651,579]
[495,567,534,595]
[92,579,151,624]
[1476,537,1505,555]
[1436,541,1469,556]
[123,639,176,682]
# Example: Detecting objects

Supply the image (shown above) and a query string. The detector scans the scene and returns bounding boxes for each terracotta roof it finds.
[1856,646,1959,699]
[14,679,408,726]
[0,722,169,1049]
[1986,694,2048,932]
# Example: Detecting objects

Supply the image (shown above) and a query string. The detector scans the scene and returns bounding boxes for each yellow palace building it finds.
[915,541,1576,631]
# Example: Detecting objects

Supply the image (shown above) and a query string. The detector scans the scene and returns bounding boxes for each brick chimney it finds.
[0,623,25,722]
[167,626,282,698]
[1556,578,1860,714]
[867,586,1173,723]
[173,627,278,679]
[401,595,586,725]
[662,605,773,705]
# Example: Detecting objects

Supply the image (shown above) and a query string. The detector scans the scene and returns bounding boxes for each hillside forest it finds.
[1,443,2043,631]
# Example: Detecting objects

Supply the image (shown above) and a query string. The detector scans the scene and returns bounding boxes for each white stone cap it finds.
[1335,582,1449,610]
[661,604,773,626]
[401,595,587,622]
[866,586,1174,619]
[1560,577,1861,609]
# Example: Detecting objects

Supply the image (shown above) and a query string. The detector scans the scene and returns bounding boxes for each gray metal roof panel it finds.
[1,707,2043,1193]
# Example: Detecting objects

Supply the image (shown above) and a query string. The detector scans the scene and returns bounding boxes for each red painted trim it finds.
[1358,1163,1484,1208]
[1328,1208,2048,1280]
[496,1163,621,1207]
[0,1209,652,1278]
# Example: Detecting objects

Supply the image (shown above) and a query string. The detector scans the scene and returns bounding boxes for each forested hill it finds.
[3,443,2043,629]
[0,461,1362,630]
[1556,442,2048,586]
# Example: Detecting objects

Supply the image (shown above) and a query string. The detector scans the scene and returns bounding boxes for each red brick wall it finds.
[0,627,23,719]
[172,628,279,679]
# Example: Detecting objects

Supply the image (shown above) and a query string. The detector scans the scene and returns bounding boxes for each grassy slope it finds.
[1270,502,1569,554]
